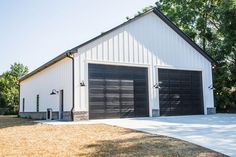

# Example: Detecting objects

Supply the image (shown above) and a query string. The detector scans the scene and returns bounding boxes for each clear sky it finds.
[0,0,157,74]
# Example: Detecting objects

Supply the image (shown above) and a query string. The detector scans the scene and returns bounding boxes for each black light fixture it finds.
[208,84,215,90]
[153,83,161,89]
[80,81,85,86]
[50,89,59,95]
[212,65,216,69]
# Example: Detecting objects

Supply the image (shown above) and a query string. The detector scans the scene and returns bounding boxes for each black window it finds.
[36,95,39,112]
[22,98,25,112]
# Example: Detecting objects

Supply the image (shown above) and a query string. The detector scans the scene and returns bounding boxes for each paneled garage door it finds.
[88,64,149,119]
[158,69,204,116]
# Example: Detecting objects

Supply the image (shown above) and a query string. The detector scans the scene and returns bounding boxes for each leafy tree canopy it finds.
[0,63,28,114]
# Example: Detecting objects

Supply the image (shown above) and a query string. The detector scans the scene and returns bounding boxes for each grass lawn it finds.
[0,116,226,157]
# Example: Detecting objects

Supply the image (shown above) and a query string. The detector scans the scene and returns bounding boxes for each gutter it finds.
[66,51,75,121]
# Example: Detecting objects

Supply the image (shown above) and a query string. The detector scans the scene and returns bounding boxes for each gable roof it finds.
[19,7,216,82]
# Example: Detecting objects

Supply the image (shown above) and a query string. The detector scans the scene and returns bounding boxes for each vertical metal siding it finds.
[20,58,72,112]
[20,12,214,116]
[74,12,214,115]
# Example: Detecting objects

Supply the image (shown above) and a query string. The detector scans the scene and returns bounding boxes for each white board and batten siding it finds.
[20,58,72,112]
[20,12,214,116]
[74,12,214,115]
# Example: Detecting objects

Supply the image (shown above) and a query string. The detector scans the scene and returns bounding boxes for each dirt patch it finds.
[0,116,227,157]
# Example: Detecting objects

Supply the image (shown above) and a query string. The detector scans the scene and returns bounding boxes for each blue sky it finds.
[0,0,157,74]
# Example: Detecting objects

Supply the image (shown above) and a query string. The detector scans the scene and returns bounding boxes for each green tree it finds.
[0,63,28,114]
[211,1,236,111]
[155,0,236,111]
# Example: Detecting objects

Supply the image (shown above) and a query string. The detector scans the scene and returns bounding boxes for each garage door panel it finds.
[170,94,180,99]
[134,89,147,94]
[89,93,104,97]
[160,108,172,116]
[89,85,105,89]
[159,69,204,116]
[90,109,105,114]
[90,105,105,110]
[106,102,120,106]
[105,90,120,94]
[121,109,134,114]
[120,97,134,102]
[159,87,169,92]
[134,103,148,108]
[160,100,170,106]
[120,89,134,93]
[120,90,134,94]
[105,93,120,97]
[89,89,104,94]
[89,97,106,102]
[105,113,120,118]
[89,64,149,119]
[159,96,170,101]
[159,80,169,84]
[160,94,169,98]
[89,114,105,119]
[121,112,134,118]
[106,106,120,110]
[89,103,105,108]
[105,79,120,85]
[121,79,133,83]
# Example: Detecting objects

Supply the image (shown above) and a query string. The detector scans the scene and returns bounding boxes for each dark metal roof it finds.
[19,7,216,82]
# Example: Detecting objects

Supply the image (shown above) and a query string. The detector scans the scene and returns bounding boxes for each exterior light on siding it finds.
[153,83,161,89]
[212,65,216,69]
[50,89,59,95]
[208,84,215,90]
[80,81,85,87]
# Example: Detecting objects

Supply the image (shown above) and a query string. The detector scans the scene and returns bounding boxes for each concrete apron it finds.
[35,114,236,157]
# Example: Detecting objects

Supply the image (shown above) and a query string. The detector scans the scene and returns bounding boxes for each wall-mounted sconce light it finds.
[50,89,59,95]
[208,84,215,90]
[212,65,216,69]
[153,83,161,89]
[80,81,85,87]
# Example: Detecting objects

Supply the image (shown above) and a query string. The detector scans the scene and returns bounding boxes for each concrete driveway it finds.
[97,114,236,157]
[37,114,236,156]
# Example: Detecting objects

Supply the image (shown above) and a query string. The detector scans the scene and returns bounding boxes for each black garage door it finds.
[158,69,204,116]
[89,64,149,119]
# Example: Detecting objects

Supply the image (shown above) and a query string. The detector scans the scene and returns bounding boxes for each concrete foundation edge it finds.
[207,107,216,115]
[19,112,59,120]
[73,111,89,121]
[152,109,160,117]
[19,111,89,121]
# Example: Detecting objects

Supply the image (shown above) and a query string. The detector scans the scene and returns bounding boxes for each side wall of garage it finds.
[19,58,73,120]
[73,12,214,119]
